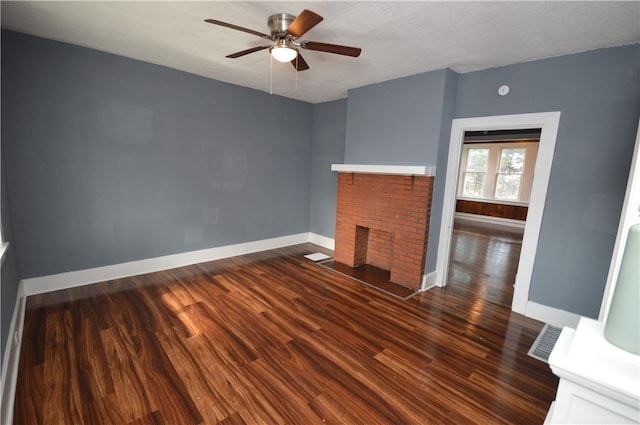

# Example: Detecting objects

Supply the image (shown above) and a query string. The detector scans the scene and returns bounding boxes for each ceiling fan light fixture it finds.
[270,39,298,62]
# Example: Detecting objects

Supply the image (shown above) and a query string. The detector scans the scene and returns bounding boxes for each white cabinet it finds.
[546,318,640,424]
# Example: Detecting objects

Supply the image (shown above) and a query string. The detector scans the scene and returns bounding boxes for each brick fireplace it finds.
[332,165,435,290]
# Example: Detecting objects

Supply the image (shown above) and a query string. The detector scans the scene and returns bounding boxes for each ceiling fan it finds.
[205,9,361,71]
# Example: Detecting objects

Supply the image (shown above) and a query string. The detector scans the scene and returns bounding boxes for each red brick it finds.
[334,172,434,288]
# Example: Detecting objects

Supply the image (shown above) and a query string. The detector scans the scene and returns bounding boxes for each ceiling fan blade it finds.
[303,41,361,57]
[205,19,270,39]
[226,45,270,58]
[290,53,310,71]
[286,10,323,38]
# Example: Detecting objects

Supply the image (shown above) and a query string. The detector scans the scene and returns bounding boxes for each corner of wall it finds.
[424,67,460,274]
[421,271,438,291]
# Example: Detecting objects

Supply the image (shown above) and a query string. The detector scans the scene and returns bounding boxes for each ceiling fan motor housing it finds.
[268,13,296,37]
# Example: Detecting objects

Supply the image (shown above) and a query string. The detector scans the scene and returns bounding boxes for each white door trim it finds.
[435,112,561,315]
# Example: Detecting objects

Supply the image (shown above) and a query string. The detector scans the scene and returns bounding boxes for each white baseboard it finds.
[525,301,583,329]
[308,233,335,251]
[22,233,312,296]
[421,271,438,291]
[455,212,525,232]
[1,281,26,425]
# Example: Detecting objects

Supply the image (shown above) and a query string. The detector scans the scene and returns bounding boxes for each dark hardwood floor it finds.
[449,221,524,308]
[13,229,557,424]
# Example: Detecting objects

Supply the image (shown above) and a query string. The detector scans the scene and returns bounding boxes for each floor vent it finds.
[528,324,562,363]
[304,253,331,262]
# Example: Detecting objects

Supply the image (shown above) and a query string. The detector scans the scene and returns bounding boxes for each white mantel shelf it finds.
[331,164,436,176]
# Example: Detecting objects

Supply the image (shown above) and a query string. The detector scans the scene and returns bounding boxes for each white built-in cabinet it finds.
[545,319,639,424]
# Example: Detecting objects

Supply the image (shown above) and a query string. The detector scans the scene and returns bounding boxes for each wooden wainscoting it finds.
[14,243,557,424]
[456,199,528,221]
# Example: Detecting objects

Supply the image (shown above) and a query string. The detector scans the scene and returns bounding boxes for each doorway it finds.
[449,128,540,307]
[433,112,561,315]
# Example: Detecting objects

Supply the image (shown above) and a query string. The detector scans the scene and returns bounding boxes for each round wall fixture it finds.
[498,85,510,96]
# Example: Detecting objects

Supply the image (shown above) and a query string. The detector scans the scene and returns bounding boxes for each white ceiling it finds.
[2,1,639,104]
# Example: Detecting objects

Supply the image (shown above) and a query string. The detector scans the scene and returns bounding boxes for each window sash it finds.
[462,171,486,197]
[495,174,523,200]
[458,141,537,204]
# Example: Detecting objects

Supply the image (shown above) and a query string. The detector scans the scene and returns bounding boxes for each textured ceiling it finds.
[2,1,639,103]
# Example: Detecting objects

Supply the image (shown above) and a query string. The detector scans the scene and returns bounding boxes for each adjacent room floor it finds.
[448,220,524,308]
[13,232,557,424]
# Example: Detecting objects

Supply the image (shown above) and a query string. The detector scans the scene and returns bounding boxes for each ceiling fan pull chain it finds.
[270,53,273,95]
[295,56,298,92]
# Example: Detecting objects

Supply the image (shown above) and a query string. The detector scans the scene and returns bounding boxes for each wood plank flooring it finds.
[14,233,557,424]
[449,221,523,307]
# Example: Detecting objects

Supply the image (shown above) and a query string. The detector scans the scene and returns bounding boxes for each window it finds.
[458,141,538,204]
[495,147,526,200]
[461,148,489,197]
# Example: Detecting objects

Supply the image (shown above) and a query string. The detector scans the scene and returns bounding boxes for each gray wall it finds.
[343,69,458,273]
[2,30,313,279]
[309,99,347,238]
[344,69,451,166]
[454,44,640,317]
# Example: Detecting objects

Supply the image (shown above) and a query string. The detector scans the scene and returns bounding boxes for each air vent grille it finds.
[528,324,562,363]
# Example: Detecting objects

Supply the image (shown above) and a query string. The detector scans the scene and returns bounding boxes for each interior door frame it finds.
[434,112,561,315]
